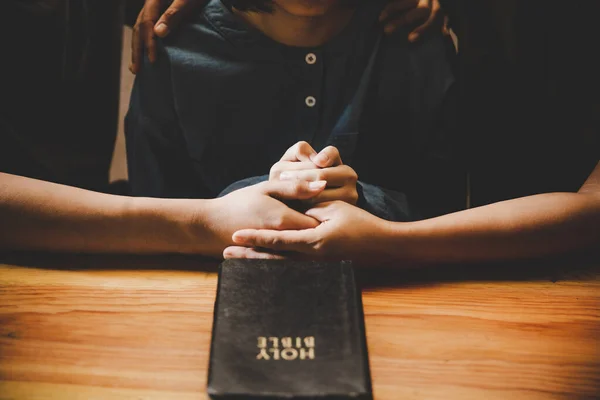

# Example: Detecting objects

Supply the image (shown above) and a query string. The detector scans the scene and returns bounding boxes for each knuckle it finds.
[163,8,180,18]
[292,183,307,196]
[243,248,256,259]
[326,145,340,156]
[269,236,283,248]
[331,201,345,211]
[254,181,270,194]
[291,179,305,190]
[322,146,339,161]
[296,141,311,154]
[270,215,286,230]
[341,165,358,181]
[140,19,155,29]
[269,163,283,178]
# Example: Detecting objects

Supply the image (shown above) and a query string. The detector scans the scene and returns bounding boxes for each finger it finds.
[145,26,157,64]
[379,0,419,22]
[271,207,321,230]
[280,141,317,162]
[384,7,430,34]
[223,246,287,260]
[223,246,311,261]
[260,180,326,200]
[280,165,357,187]
[310,187,358,205]
[311,146,342,168]
[155,0,198,37]
[304,201,339,222]
[270,161,319,180]
[130,12,144,74]
[442,16,451,36]
[270,161,317,181]
[141,0,162,64]
[232,229,317,253]
[279,169,321,183]
[408,1,443,41]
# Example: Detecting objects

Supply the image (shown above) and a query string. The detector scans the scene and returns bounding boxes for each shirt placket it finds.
[297,50,324,143]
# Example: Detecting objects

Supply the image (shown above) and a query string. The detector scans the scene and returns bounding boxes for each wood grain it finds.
[0,254,599,400]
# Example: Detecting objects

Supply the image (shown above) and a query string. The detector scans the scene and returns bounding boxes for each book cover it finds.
[207,259,372,400]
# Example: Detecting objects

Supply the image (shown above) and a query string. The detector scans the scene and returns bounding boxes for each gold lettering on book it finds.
[281,337,293,348]
[256,336,315,361]
[281,348,298,360]
[300,347,315,360]
[257,337,267,348]
[257,348,270,360]
[270,348,281,360]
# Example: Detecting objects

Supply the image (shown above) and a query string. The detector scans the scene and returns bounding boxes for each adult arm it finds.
[226,161,600,264]
[0,173,323,257]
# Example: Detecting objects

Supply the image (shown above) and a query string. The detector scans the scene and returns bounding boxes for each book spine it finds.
[347,261,374,400]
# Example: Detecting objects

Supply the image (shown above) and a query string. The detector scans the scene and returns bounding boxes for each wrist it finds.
[125,197,217,255]
[195,197,233,256]
[375,219,414,263]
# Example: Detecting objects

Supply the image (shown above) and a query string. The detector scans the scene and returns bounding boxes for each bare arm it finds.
[0,173,322,256]
[0,172,211,254]
[386,162,600,263]
[579,161,600,194]
[227,162,600,264]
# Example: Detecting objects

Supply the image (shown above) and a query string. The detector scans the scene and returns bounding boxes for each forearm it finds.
[384,164,600,264]
[0,173,219,254]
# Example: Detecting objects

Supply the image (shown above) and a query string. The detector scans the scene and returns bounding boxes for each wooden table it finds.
[1,253,599,399]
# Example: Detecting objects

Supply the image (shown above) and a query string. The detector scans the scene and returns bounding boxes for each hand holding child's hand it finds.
[269,142,359,206]
[224,200,391,262]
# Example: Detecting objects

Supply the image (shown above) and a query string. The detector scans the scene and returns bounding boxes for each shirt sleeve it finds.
[125,40,204,198]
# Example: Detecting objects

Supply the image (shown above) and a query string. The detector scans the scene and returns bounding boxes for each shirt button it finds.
[305,96,317,107]
[305,53,317,65]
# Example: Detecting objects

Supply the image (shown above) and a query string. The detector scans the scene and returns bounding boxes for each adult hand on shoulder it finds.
[130,0,207,74]
[223,201,392,261]
[269,141,359,205]
[203,179,326,256]
[380,0,445,42]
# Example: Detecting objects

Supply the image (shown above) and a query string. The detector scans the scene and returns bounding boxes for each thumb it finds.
[280,141,318,162]
[154,0,202,37]
[276,209,320,230]
[311,145,343,168]
[304,201,338,222]
[261,180,326,201]
[232,229,317,253]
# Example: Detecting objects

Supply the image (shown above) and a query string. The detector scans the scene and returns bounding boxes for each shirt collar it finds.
[203,0,386,55]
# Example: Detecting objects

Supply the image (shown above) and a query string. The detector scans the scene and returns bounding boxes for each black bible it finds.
[207,260,373,400]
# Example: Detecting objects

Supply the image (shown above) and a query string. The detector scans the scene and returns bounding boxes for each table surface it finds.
[0,253,599,400]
